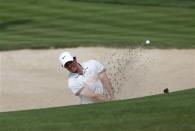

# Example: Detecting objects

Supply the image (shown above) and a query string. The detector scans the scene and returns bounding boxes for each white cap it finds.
[59,52,75,67]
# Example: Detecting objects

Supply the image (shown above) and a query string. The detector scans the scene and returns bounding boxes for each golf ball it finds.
[145,40,150,44]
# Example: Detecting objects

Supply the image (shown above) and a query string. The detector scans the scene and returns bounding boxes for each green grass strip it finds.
[0,88,195,131]
[0,0,195,50]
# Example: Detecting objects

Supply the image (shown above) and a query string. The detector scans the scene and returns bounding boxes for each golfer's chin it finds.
[71,71,78,73]
[69,68,78,73]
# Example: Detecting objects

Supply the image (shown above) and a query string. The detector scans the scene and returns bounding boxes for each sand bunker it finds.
[0,47,194,112]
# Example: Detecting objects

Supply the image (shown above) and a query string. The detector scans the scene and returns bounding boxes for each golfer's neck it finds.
[77,64,84,75]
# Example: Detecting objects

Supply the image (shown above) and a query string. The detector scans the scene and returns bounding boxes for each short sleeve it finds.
[68,78,83,96]
[92,60,106,74]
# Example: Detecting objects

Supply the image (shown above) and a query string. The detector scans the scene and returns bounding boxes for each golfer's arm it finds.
[79,86,110,102]
[99,72,114,98]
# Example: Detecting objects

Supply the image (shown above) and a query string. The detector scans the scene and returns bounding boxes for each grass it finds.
[0,0,195,50]
[70,0,195,8]
[0,88,195,131]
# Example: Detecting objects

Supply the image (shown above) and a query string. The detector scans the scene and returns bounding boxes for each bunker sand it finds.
[0,48,194,112]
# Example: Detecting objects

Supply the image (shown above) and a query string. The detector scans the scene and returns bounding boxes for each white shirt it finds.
[68,60,107,104]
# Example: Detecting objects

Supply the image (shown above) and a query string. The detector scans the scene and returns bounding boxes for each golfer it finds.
[59,52,115,104]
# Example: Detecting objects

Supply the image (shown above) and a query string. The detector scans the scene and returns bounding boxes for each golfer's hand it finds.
[107,95,116,101]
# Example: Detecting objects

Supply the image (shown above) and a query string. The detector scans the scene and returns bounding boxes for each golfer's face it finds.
[65,61,77,73]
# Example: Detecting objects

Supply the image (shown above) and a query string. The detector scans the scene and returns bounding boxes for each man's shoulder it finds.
[68,73,80,87]
[68,73,77,80]
[82,59,100,66]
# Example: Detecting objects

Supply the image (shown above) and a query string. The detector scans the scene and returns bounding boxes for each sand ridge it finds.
[0,47,194,112]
